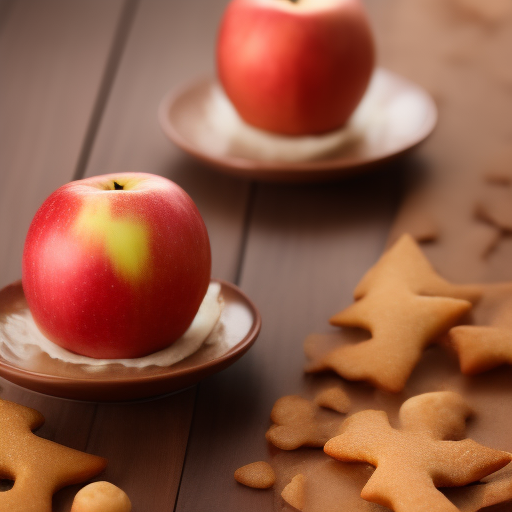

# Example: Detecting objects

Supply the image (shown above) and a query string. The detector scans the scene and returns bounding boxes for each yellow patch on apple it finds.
[73,199,150,283]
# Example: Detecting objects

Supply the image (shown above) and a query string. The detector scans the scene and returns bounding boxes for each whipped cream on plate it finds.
[193,69,431,163]
[0,282,223,369]
[196,73,385,163]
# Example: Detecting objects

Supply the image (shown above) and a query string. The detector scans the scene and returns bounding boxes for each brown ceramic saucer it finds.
[0,279,261,402]
[158,68,438,182]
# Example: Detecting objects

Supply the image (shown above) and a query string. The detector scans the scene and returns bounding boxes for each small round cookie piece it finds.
[71,481,131,512]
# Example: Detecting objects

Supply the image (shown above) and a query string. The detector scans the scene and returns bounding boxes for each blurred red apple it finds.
[22,173,211,359]
[217,0,375,136]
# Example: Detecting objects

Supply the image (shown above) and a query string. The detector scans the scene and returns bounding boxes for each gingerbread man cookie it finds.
[266,394,347,451]
[324,392,511,512]
[306,235,480,392]
[0,399,107,512]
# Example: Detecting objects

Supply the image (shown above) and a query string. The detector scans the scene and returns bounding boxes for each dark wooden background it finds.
[2,0,502,511]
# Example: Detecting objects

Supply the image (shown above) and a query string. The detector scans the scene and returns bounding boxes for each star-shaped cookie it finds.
[324,392,512,512]
[0,399,107,512]
[306,234,480,392]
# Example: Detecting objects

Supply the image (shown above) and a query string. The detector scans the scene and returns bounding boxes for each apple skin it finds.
[22,173,211,359]
[217,0,375,136]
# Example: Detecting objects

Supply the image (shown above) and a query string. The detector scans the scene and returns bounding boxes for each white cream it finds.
[0,282,222,369]
[196,71,388,163]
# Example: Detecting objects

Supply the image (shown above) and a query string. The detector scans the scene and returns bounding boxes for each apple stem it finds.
[113,182,124,190]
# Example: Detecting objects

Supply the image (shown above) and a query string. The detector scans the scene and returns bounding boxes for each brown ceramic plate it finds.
[0,279,261,402]
[158,68,438,182]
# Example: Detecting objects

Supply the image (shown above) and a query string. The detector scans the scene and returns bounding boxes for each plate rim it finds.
[0,278,261,398]
[158,67,438,180]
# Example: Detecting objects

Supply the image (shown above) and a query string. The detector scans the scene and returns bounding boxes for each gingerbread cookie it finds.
[452,325,512,374]
[313,386,351,414]
[306,235,480,392]
[450,283,512,374]
[446,464,512,512]
[266,395,346,451]
[71,481,131,512]
[234,461,275,489]
[324,392,512,512]
[0,399,107,512]
[281,474,306,511]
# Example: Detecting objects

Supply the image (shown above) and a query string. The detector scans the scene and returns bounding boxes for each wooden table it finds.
[2,1,509,511]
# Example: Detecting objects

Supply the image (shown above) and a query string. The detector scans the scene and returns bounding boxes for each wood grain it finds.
[369,0,512,284]
[0,0,125,289]
[0,2,127,511]
[84,391,196,512]
[78,0,252,510]
[0,0,14,34]
[6,1,502,512]
[81,0,250,283]
[176,170,403,512]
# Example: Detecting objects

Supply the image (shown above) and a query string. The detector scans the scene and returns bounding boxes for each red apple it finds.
[22,173,211,359]
[217,0,375,136]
